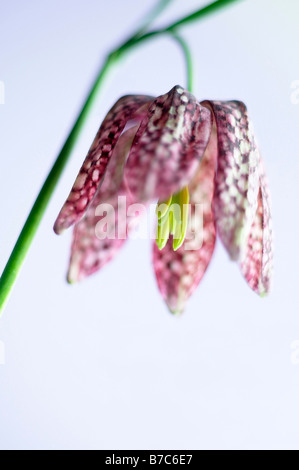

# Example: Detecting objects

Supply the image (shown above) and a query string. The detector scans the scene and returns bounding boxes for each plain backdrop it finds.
[0,0,299,450]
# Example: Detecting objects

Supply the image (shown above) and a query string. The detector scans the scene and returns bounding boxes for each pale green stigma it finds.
[156,186,190,251]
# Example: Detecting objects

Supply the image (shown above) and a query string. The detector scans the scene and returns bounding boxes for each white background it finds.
[0,0,299,450]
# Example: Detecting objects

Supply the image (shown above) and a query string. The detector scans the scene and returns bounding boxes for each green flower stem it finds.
[130,0,175,40]
[0,55,116,315]
[170,32,194,93]
[0,0,242,316]
[166,0,242,30]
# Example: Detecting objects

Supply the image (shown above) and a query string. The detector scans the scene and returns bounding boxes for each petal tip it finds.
[258,279,272,298]
[165,294,186,316]
[259,290,268,298]
[53,221,65,236]
[67,262,81,285]
[169,307,184,317]
[67,275,77,285]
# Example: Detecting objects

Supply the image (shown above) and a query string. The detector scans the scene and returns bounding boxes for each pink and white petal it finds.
[66,126,143,283]
[153,129,217,314]
[203,100,260,261]
[98,125,139,201]
[239,161,273,295]
[54,95,153,234]
[125,85,212,203]
[67,188,130,283]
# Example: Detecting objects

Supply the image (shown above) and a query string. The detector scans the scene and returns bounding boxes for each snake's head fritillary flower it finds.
[54,86,273,314]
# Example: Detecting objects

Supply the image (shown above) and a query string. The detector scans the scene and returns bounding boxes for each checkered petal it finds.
[54,95,152,234]
[67,192,129,283]
[204,100,260,261]
[239,160,273,295]
[66,127,140,283]
[153,127,217,314]
[125,85,212,203]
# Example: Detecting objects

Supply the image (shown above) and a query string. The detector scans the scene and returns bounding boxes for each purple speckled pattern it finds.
[54,95,153,234]
[153,125,218,314]
[67,191,130,283]
[204,100,261,261]
[203,100,273,295]
[125,86,212,202]
[67,127,139,283]
[239,159,273,295]
[54,86,273,313]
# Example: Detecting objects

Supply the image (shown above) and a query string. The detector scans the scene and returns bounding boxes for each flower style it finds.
[54,85,273,314]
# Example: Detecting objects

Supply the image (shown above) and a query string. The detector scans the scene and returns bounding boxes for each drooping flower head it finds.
[54,86,273,314]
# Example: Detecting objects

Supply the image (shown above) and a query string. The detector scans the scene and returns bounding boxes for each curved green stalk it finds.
[0,0,242,316]
[0,55,116,315]
[130,0,175,40]
[170,32,194,93]
[166,0,243,30]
